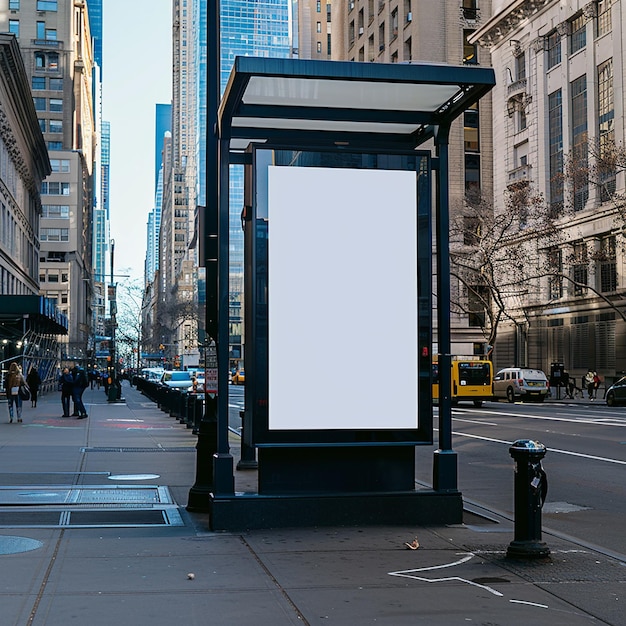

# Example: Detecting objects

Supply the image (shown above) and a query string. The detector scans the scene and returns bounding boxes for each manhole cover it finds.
[0,536,43,555]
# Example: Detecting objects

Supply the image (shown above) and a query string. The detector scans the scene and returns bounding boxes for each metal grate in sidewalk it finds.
[0,485,184,529]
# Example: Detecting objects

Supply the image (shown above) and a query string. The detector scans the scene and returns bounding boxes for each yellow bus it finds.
[433,358,493,407]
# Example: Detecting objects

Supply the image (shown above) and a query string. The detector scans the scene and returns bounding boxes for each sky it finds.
[101,1,172,280]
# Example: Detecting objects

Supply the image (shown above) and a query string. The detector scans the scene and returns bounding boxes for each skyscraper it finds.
[192,0,293,365]
[1,0,98,361]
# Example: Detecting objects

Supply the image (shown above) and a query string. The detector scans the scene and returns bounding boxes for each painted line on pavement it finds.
[451,430,626,466]
[389,552,504,597]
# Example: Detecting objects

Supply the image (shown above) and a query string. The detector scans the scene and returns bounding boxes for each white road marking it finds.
[388,553,504,597]
[450,431,626,466]
[509,600,549,609]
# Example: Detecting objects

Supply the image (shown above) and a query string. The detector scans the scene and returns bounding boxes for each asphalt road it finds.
[416,399,626,557]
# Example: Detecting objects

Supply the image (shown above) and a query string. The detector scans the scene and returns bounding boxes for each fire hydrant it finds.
[506,439,550,559]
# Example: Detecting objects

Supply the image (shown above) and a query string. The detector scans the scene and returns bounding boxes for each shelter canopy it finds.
[219,57,496,152]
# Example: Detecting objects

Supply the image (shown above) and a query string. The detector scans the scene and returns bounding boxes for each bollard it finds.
[507,439,550,559]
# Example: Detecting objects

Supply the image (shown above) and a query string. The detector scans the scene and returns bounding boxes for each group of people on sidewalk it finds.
[58,363,89,418]
[558,369,603,400]
[3,362,41,423]
[3,361,89,423]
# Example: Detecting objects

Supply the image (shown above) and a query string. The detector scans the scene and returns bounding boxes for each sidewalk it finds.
[0,382,623,625]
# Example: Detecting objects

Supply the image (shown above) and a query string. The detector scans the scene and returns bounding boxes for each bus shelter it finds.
[199,57,495,530]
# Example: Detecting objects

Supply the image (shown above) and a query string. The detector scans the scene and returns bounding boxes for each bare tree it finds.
[449,183,561,349]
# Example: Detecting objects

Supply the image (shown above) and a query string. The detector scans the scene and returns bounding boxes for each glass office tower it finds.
[195,0,292,364]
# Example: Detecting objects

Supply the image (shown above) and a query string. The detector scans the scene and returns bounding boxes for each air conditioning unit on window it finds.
[359,26,364,35]
[406,11,412,22]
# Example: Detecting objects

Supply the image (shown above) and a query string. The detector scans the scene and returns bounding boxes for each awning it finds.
[0,295,68,336]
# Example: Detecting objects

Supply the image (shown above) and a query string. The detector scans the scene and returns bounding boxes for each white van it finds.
[492,367,549,403]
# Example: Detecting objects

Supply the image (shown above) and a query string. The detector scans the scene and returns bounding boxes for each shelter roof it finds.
[219,57,496,153]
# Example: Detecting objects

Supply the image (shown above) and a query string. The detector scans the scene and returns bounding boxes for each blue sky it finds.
[102,0,172,280]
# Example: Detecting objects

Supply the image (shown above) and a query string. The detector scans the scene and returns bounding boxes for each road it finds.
[416,399,626,557]
[228,383,245,432]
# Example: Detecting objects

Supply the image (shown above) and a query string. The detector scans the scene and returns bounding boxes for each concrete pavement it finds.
[0,381,623,625]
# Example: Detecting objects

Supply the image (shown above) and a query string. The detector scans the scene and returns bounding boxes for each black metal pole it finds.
[433,123,458,491]
[187,0,222,510]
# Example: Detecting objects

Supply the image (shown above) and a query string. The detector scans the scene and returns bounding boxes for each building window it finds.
[599,235,617,292]
[49,78,63,91]
[597,0,612,37]
[37,0,58,9]
[571,75,588,211]
[32,76,46,90]
[403,36,411,61]
[391,8,398,38]
[571,241,588,296]
[570,13,586,54]
[48,141,63,151]
[317,21,322,33]
[35,53,46,68]
[50,159,70,173]
[317,41,322,53]
[38,119,46,133]
[41,205,70,218]
[49,98,63,112]
[48,52,58,69]
[9,0,20,9]
[597,58,615,200]
[40,229,69,242]
[548,89,563,215]
[8,20,19,36]
[463,29,477,64]
[45,28,57,41]
[36,21,45,39]
[548,249,563,299]
[378,22,385,51]
[515,51,526,81]
[316,0,321,11]
[49,119,62,133]
[41,181,70,195]
[463,216,481,246]
[327,3,331,22]
[546,30,561,69]
[464,152,481,197]
[462,0,478,21]
[33,97,46,111]
[468,285,489,327]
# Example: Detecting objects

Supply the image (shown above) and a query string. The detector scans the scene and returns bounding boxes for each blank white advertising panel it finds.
[268,166,418,431]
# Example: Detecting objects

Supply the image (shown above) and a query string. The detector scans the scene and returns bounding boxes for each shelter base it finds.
[206,490,463,531]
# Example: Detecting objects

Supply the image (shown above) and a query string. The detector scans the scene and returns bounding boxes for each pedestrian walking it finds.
[70,362,89,419]
[4,362,27,423]
[593,371,601,399]
[59,367,74,417]
[584,369,595,400]
[26,365,41,408]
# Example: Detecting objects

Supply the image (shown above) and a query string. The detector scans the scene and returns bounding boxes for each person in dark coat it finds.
[26,365,41,408]
[59,367,74,417]
[70,363,88,419]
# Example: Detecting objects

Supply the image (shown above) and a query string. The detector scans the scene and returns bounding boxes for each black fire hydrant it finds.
[506,439,550,559]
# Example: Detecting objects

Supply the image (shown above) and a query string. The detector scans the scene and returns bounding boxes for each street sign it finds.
[205,342,218,394]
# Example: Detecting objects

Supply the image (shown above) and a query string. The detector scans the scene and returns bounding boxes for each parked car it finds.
[606,376,626,406]
[492,367,549,403]
[159,370,194,390]
[232,369,245,385]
